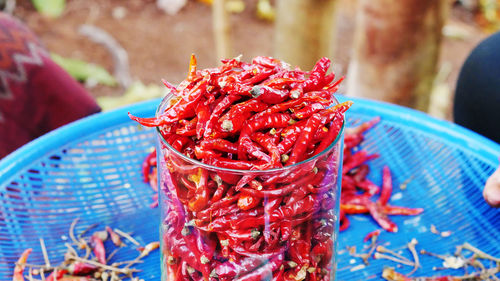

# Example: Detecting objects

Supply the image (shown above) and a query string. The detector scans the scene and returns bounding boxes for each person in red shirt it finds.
[0,12,100,158]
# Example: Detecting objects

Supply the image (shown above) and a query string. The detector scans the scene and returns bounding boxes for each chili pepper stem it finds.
[406,238,420,275]
[69,218,80,246]
[374,252,415,267]
[39,238,51,268]
[376,245,413,264]
[66,254,138,275]
[460,243,500,263]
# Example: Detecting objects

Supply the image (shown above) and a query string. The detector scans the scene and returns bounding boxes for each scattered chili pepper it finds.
[142,150,156,183]
[13,248,31,281]
[68,262,97,276]
[106,226,124,247]
[12,221,159,281]
[339,118,423,234]
[90,233,107,264]
[363,229,382,243]
[379,166,393,205]
[46,269,68,281]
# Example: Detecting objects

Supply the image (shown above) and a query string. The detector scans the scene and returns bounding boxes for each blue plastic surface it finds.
[0,97,499,280]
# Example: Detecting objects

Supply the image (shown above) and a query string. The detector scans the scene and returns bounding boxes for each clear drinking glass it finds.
[157,93,344,281]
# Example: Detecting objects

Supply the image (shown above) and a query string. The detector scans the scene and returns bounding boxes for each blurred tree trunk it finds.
[346,0,448,111]
[213,0,232,60]
[274,0,338,70]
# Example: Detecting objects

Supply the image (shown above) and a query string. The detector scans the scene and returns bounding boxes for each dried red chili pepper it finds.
[176,117,198,136]
[363,229,382,243]
[142,150,156,183]
[129,80,207,127]
[366,200,398,232]
[195,98,211,139]
[313,112,344,156]
[292,102,326,120]
[252,56,284,69]
[90,233,106,264]
[311,238,333,268]
[287,113,324,165]
[199,138,239,155]
[253,85,290,104]
[13,248,31,281]
[68,262,98,276]
[234,254,284,281]
[215,257,265,280]
[379,166,393,205]
[238,194,261,210]
[250,132,281,167]
[187,53,198,81]
[342,150,379,174]
[219,99,268,133]
[384,205,424,216]
[302,57,331,92]
[46,269,68,281]
[106,226,123,247]
[204,94,241,139]
[187,169,210,212]
[242,68,274,85]
[238,113,291,161]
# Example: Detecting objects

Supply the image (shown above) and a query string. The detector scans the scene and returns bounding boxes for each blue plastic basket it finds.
[0,97,499,280]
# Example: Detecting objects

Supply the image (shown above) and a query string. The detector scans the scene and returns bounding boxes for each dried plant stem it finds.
[377,245,413,264]
[69,218,80,245]
[112,260,144,267]
[78,223,98,239]
[40,268,46,281]
[81,238,91,260]
[64,243,78,257]
[399,176,414,190]
[407,238,420,275]
[19,263,57,271]
[106,247,121,263]
[67,219,91,259]
[461,243,500,263]
[374,252,416,267]
[420,249,448,260]
[67,254,138,275]
[114,228,140,246]
[39,238,50,268]
[28,266,34,281]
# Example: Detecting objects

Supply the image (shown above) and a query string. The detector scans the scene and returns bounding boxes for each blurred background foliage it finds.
[2,0,499,117]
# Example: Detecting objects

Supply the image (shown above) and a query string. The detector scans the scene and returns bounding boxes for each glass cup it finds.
[157,93,344,281]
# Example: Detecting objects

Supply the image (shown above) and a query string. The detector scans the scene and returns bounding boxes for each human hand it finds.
[484,166,500,208]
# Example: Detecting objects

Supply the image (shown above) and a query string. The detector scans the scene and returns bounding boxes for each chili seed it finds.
[281,154,289,163]
[200,255,210,264]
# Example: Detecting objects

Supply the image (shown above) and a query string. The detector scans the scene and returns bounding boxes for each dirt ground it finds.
[12,0,488,113]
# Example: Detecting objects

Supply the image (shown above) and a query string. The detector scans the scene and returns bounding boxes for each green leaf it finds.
[31,0,66,18]
[51,53,117,86]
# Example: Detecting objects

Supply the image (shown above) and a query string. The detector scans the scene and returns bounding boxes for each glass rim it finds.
[155,92,345,174]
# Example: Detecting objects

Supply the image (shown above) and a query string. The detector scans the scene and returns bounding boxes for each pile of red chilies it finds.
[132,55,350,281]
[339,118,424,233]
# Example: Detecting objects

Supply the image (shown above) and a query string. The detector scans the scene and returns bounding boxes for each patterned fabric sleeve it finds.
[0,13,101,158]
